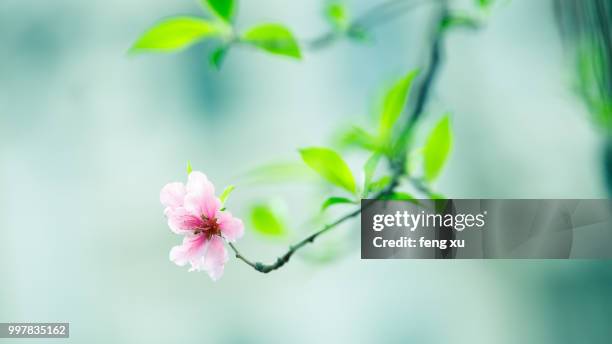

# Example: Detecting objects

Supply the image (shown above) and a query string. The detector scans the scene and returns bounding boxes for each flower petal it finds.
[169,234,206,267]
[204,236,229,281]
[186,171,215,196]
[160,182,186,209]
[184,192,221,219]
[166,207,203,234]
[217,211,244,242]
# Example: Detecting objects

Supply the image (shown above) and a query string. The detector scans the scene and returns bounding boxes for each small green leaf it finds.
[250,203,286,236]
[339,126,380,151]
[299,147,356,194]
[321,197,355,211]
[347,25,370,42]
[203,0,236,23]
[429,192,446,200]
[476,0,494,9]
[574,40,612,130]
[130,17,219,53]
[242,23,301,59]
[423,115,453,182]
[186,160,193,174]
[379,70,419,140]
[219,185,235,205]
[326,2,349,31]
[405,147,423,176]
[210,46,229,69]
[363,153,381,195]
[368,175,391,194]
[441,14,480,31]
[381,192,418,203]
[241,161,315,184]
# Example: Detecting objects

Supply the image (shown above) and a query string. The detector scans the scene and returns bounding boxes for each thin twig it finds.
[305,0,436,50]
[354,0,437,30]
[228,176,399,273]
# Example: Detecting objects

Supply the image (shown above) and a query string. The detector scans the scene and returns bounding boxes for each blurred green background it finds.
[1,0,611,343]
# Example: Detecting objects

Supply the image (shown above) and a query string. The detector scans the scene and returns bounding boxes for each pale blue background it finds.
[1,0,610,343]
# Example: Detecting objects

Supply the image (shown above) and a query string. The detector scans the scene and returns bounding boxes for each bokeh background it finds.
[1,0,611,343]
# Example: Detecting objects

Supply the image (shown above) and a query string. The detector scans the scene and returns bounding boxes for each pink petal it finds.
[184,192,221,220]
[160,182,186,209]
[166,207,204,234]
[189,236,228,281]
[169,235,206,267]
[186,171,215,196]
[217,211,244,242]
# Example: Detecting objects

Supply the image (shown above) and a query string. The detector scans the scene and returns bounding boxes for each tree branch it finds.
[229,0,451,274]
[394,1,449,164]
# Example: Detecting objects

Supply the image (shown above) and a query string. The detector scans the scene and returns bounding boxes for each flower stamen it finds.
[194,216,222,239]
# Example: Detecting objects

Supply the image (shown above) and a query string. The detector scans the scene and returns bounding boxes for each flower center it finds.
[194,216,221,239]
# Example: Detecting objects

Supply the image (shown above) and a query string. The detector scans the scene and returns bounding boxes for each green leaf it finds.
[429,192,446,200]
[381,192,418,203]
[423,115,453,182]
[326,2,349,31]
[219,185,235,205]
[186,160,193,174]
[363,153,381,195]
[574,40,612,130]
[249,203,286,236]
[203,0,236,23]
[441,14,480,31]
[130,17,219,53]
[299,147,356,194]
[242,24,301,59]
[321,197,355,211]
[476,0,494,9]
[368,175,391,194]
[347,24,370,42]
[241,161,315,184]
[405,147,423,176]
[339,126,380,151]
[210,46,229,69]
[379,70,419,140]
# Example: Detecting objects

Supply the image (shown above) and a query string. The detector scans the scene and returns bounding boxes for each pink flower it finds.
[160,171,244,281]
